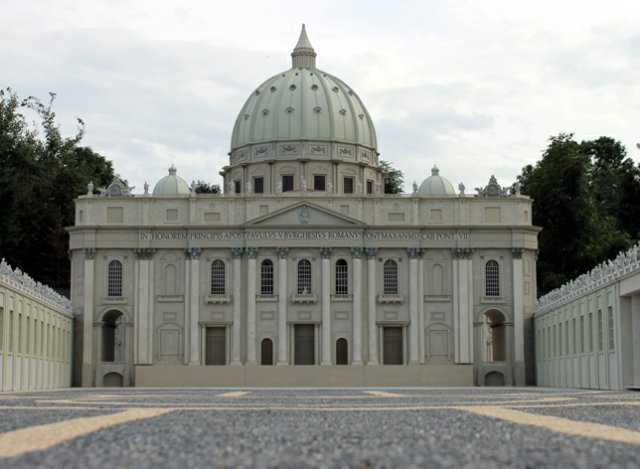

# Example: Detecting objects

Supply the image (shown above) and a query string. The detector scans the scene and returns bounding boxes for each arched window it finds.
[108,260,122,297]
[485,260,500,296]
[164,264,177,295]
[261,338,273,365]
[261,260,274,295]
[297,259,312,294]
[336,338,348,365]
[335,259,348,295]
[432,264,444,296]
[383,260,398,295]
[211,260,226,294]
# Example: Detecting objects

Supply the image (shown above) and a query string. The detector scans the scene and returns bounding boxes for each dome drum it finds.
[229,141,379,167]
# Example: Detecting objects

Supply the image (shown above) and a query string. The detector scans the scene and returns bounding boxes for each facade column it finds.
[246,247,259,365]
[230,247,244,365]
[276,247,289,364]
[185,248,201,365]
[351,248,363,365]
[82,248,95,386]
[134,248,156,365]
[452,248,474,363]
[418,249,425,364]
[407,248,420,364]
[366,247,379,364]
[320,247,332,365]
[512,248,525,384]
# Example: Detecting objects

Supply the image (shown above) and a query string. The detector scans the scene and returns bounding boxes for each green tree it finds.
[193,180,220,194]
[379,160,404,194]
[518,134,637,294]
[0,88,114,291]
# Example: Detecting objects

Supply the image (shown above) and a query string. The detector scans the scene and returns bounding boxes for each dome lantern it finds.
[291,24,317,69]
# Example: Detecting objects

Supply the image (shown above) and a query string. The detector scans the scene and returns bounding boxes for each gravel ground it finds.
[0,387,639,468]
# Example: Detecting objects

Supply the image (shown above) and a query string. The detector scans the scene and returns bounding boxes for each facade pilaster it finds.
[82,248,95,386]
[230,247,244,365]
[366,247,379,364]
[246,247,259,365]
[407,248,420,364]
[134,248,156,365]
[351,248,363,365]
[452,248,473,363]
[512,248,525,384]
[185,248,201,365]
[276,247,289,364]
[320,247,332,365]
[418,249,425,364]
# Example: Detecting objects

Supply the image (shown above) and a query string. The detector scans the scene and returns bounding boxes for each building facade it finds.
[68,26,539,387]
[0,260,73,391]
[535,244,640,390]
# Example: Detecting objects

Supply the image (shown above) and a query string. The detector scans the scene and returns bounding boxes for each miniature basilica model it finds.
[68,26,539,387]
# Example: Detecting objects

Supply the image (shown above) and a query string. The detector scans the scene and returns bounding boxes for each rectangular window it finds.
[343,177,354,194]
[234,180,241,194]
[254,177,264,194]
[366,180,373,194]
[572,318,577,354]
[294,324,315,365]
[552,325,556,357]
[0,307,3,351]
[597,309,604,352]
[608,306,614,350]
[313,175,326,191]
[383,327,403,365]
[282,175,294,192]
[205,327,226,365]
[565,320,569,355]
[580,316,584,353]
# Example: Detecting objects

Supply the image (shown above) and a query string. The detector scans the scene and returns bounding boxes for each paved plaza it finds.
[0,387,639,468]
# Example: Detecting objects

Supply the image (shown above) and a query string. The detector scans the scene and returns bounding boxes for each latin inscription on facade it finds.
[139,231,469,241]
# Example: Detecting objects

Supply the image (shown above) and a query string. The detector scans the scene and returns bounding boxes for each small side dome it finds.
[153,166,191,196]
[418,166,456,196]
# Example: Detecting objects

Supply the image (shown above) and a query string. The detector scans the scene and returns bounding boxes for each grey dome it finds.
[418,166,456,196]
[153,166,191,196]
[230,25,377,153]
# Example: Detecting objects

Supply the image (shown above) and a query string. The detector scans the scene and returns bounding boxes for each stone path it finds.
[0,387,639,467]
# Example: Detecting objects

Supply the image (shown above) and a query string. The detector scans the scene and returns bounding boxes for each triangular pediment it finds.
[244,202,367,228]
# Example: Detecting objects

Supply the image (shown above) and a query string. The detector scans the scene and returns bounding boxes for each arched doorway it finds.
[336,338,348,365]
[475,308,512,386]
[103,372,123,387]
[261,338,273,365]
[481,310,508,362]
[102,310,125,362]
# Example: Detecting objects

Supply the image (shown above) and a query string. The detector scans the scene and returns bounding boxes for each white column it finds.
[134,248,155,365]
[320,247,332,365]
[351,248,363,365]
[418,249,425,364]
[246,247,259,365]
[82,248,95,387]
[231,247,243,365]
[408,248,419,364]
[512,248,525,383]
[276,247,289,364]
[366,248,379,364]
[186,248,201,365]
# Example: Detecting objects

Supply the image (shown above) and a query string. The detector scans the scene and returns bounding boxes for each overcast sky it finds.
[2,0,639,194]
